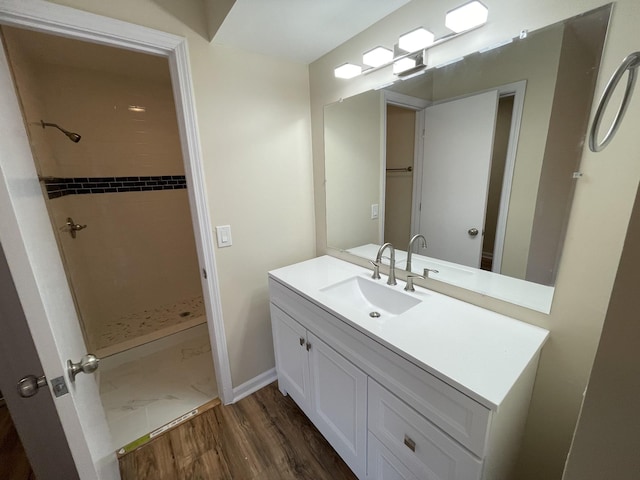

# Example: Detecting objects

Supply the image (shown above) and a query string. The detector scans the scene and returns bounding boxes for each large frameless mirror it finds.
[324,5,612,313]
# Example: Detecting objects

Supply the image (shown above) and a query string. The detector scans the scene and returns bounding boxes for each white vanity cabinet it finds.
[271,304,368,478]
[269,256,549,480]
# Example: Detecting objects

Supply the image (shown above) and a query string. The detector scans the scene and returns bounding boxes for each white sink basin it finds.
[320,276,421,317]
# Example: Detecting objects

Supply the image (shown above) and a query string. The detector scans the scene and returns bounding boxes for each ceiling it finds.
[212,0,411,64]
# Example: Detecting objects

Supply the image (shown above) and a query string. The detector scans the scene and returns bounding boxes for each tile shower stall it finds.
[3,26,218,448]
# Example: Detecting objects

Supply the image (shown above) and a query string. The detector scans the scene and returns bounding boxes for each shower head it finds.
[41,120,81,143]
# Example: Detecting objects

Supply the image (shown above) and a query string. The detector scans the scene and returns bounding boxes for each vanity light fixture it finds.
[363,46,394,68]
[334,63,362,79]
[445,1,489,33]
[398,27,435,52]
[333,1,489,80]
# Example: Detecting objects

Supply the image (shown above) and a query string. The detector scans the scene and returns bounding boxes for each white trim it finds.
[384,90,430,110]
[167,39,233,404]
[411,109,426,237]
[232,368,278,403]
[378,91,386,243]
[0,0,233,475]
[492,80,527,273]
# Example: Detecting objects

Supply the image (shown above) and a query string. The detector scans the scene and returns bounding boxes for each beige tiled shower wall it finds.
[50,190,202,349]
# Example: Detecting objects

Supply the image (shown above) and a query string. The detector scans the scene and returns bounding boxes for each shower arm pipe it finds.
[40,120,82,143]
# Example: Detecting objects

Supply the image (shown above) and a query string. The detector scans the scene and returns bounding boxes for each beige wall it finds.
[562,184,640,479]
[325,90,381,249]
[46,0,316,388]
[310,1,640,479]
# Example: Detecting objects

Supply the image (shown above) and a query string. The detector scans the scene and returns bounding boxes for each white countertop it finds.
[269,255,549,410]
[347,244,555,313]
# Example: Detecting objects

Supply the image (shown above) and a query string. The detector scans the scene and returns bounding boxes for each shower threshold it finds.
[93,295,206,357]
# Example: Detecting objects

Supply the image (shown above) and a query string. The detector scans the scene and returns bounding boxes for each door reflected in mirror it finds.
[324,5,611,312]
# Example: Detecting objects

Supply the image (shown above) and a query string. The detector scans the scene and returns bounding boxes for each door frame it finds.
[0,0,232,476]
[411,81,526,272]
[380,90,430,244]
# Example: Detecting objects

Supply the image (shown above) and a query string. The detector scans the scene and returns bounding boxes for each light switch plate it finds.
[215,225,232,247]
[371,203,379,219]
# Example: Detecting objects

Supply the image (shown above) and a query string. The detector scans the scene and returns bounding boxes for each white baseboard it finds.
[231,368,277,403]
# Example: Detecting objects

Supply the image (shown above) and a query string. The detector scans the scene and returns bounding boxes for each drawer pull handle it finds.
[404,435,416,452]
[299,337,305,346]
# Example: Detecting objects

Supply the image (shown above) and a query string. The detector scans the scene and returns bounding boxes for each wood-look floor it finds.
[119,382,357,480]
[0,404,35,480]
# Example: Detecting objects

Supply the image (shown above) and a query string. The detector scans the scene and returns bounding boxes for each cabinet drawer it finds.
[368,379,482,480]
[368,432,420,480]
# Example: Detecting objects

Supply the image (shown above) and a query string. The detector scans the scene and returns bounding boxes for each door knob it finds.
[67,354,99,381]
[17,374,47,398]
[468,228,479,237]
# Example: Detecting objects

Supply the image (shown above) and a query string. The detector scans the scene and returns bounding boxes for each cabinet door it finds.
[308,332,367,479]
[368,433,420,480]
[271,304,311,412]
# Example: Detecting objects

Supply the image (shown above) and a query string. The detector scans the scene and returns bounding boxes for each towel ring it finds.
[589,52,640,153]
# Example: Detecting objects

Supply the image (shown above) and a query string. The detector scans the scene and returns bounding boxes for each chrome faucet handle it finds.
[369,260,381,280]
[404,273,425,292]
[423,268,439,278]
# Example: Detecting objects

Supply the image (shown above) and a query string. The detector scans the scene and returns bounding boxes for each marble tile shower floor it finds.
[93,295,206,357]
[99,331,218,450]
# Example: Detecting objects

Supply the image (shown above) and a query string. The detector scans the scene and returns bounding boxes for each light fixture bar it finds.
[360,29,466,77]
[445,1,489,33]
[335,1,488,81]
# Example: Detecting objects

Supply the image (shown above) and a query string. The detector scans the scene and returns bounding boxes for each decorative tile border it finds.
[44,175,187,199]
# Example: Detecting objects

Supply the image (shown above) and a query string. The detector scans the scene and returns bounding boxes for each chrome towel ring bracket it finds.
[589,51,640,152]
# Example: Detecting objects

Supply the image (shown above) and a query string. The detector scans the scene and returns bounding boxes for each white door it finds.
[0,32,118,480]
[416,90,498,268]
[0,244,80,479]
